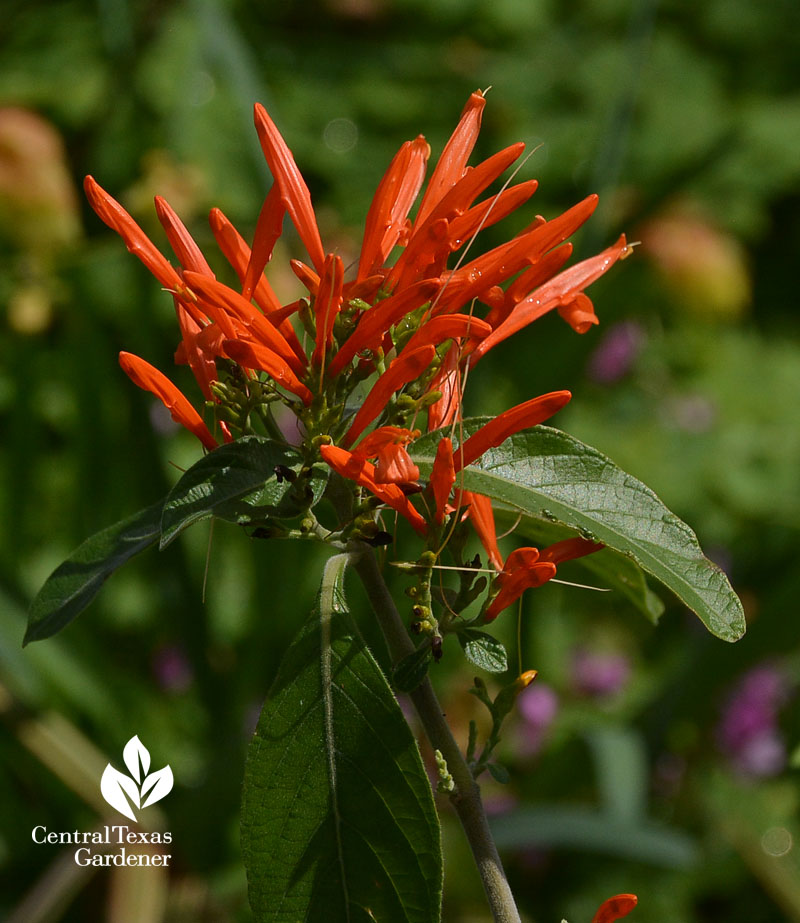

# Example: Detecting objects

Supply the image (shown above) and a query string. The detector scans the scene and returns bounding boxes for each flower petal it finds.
[344,345,436,446]
[592,894,638,923]
[119,352,217,451]
[154,196,214,277]
[84,176,183,291]
[319,444,427,535]
[455,392,572,471]
[253,103,325,271]
[358,136,429,281]
[222,339,313,405]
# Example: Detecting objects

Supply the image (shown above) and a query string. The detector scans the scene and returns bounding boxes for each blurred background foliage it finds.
[1,0,799,919]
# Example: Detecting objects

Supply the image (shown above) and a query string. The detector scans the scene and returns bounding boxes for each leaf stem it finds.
[350,543,522,923]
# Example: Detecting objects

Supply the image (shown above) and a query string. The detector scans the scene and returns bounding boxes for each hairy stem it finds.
[351,543,521,923]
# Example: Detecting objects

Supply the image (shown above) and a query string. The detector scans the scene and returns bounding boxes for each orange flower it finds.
[592,894,638,923]
[456,490,503,571]
[357,136,429,282]
[319,444,427,535]
[353,427,421,487]
[119,352,218,451]
[485,538,604,620]
[472,235,631,360]
[253,103,325,271]
[429,437,455,524]
[343,345,436,446]
[454,391,572,471]
[83,177,183,292]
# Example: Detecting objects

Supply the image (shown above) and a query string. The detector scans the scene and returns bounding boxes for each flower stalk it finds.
[350,544,522,923]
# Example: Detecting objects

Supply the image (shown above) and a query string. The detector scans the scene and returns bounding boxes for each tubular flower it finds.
[319,445,427,535]
[86,91,626,575]
[485,538,605,621]
[455,391,573,471]
[119,352,218,452]
[592,894,638,923]
[353,427,421,487]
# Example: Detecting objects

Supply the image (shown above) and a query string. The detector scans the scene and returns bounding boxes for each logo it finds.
[100,735,173,822]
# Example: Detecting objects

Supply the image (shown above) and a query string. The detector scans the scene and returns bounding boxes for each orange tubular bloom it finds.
[222,340,313,405]
[242,184,286,301]
[312,254,344,368]
[208,207,283,313]
[592,894,638,923]
[352,426,421,487]
[426,343,461,431]
[253,103,325,272]
[119,352,218,451]
[402,313,492,353]
[84,176,184,292]
[458,490,503,571]
[485,548,556,621]
[485,538,604,620]
[326,279,441,379]
[473,234,630,361]
[182,271,305,375]
[357,136,430,282]
[429,437,456,524]
[153,196,214,277]
[343,345,436,446]
[431,194,599,317]
[414,90,486,227]
[455,391,572,471]
[388,142,527,291]
[319,444,427,535]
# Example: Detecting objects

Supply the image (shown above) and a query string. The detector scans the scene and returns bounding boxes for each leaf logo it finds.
[100,736,173,822]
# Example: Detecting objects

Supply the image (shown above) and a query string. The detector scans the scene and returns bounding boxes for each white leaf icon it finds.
[123,735,150,783]
[140,765,174,808]
[101,765,140,821]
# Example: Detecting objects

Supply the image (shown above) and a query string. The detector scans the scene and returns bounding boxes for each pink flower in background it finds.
[586,320,645,384]
[571,647,631,699]
[515,682,559,757]
[716,663,793,779]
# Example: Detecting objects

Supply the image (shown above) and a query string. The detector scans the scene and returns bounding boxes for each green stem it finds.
[351,544,522,923]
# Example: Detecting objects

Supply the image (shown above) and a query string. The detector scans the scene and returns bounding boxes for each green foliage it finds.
[160,436,328,547]
[240,554,442,923]
[25,501,163,644]
[413,422,744,641]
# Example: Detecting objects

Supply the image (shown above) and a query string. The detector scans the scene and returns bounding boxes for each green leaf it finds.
[25,501,163,644]
[241,553,442,923]
[392,642,433,693]
[160,436,328,547]
[487,763,511,785]
[458,629,509,674]
[490,805,697,868]
[413,422,745,642]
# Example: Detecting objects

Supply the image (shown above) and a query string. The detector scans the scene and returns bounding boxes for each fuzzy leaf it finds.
[458,629,509,674]
[160,436,327,547]
[413,422,744,641]
[25,501,163,644]
[241,554,442,922]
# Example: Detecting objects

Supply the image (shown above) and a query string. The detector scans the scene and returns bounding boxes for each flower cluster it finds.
[86,90,627,624]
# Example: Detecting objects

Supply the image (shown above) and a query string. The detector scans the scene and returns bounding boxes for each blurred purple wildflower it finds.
[571,647,631,699]
[717,663,793,779]
[586,320,645,384]
[515,682,559,757]
[152,643,193,693]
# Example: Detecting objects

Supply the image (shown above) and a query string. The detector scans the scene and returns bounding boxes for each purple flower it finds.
[515,683,559,757]
[586,321,645,384]
[717,662,793,779]
[571,647,631,698]
[152,644,193,693]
